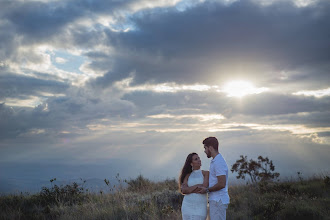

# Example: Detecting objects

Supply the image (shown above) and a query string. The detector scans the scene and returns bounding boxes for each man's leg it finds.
[209,200,228,220]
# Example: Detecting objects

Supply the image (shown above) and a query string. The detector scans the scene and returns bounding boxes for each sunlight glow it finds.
[220,80,269,97]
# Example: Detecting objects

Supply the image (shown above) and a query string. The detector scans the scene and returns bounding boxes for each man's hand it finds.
[197,186,207,194]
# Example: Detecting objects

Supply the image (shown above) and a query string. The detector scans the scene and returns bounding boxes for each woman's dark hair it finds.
[203,136,218,151]
[178,152,197,192]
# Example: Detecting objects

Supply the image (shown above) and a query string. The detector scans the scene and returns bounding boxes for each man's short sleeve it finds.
[215,158,228,176]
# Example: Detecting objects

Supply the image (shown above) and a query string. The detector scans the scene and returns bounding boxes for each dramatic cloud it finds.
[91,0,330,87]
[0,0,329,192]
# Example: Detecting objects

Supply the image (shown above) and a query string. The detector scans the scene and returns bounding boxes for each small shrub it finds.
[231,155,280,184]
[324,176,330,188]
[38,179,87,206]
[126,174,152,192]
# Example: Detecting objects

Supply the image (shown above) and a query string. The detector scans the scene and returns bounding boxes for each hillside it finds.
[0,175,329,219]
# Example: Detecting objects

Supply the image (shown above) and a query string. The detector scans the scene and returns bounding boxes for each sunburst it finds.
[221,80,268,97]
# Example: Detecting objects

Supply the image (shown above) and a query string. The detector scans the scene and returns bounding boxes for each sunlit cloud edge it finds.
[293,88,330,98]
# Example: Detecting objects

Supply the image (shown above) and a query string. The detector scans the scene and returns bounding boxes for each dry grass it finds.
[1,174,329,220]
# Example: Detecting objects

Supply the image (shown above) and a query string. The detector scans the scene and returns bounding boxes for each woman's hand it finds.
[191,184,203,193]
[196,186,207,194]
[182,184,204,194]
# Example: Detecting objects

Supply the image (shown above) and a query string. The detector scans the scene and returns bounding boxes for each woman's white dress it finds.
[181,169,207,220]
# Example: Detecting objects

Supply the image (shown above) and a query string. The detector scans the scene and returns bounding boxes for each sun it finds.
[221,80,268,97]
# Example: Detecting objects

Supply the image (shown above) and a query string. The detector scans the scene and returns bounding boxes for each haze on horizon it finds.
[0,0,330,193]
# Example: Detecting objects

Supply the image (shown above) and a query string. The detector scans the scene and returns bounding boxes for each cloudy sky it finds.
[1,0,330,191]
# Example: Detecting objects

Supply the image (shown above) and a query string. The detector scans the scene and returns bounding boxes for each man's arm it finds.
[198,175,226,194]
[210,175,226,192]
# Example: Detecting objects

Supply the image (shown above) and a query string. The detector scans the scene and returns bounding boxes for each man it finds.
[198,137,230,220]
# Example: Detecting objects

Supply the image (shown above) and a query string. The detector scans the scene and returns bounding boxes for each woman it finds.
[179,152,209,220]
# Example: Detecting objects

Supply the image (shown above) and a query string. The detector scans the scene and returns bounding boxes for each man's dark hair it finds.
[203,137,218,151]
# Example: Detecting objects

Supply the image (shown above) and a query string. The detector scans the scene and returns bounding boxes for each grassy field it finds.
[0,175,329,220]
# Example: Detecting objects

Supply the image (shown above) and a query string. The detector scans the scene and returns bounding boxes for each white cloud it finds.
[5,44,99,86]
[28,129,46,135]
[251,0,319,7]
[84,115,330,145]
[37,91,66,97]
[148,113,225,121]
[114,77,271,98]
[293,88,330,98]
[297,133,324,144]
[55,57,67,64]
[2,92,66,108]
[293,0,319,7]
[2,96,45,108]
[128,0,182,12]
[114,76,214,93]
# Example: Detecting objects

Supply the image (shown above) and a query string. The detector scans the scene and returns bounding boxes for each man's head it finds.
[203,137,219,158]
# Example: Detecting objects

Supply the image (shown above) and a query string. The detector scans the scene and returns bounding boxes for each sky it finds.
[0,0,330,192]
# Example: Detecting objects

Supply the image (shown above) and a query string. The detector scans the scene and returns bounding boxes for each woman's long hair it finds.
[178,152,197,192]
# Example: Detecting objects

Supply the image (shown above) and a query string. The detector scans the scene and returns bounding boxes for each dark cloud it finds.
[0,84,136,140]
[0,0,128,39]
[0,22,17,61]
[269,111,330,128]
[229,93,330,116]
[317,131,330,137]
[0,71,69,99]
[0,0,131,63]
[122,90,330,117]
[2,0,329,87]
[90,0,330,86]
[1,0,329,129]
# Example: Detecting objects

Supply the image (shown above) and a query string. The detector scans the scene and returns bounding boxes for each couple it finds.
[179,137,230,220]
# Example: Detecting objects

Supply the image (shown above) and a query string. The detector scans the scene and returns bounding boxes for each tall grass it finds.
[228,175,330,219]
[0,175,183,220]
[1,174,329,220]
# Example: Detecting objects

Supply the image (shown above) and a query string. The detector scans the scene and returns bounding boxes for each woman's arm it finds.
[181,174,203,194]
[202,170,209,188]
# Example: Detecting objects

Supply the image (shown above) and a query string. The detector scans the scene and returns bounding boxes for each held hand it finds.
[191,187,200,193]
[197,186,207,194]
[191,184,204,193]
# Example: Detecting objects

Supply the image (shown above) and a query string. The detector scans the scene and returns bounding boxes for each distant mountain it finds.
[0,160,135,194]
[0,177,126,194]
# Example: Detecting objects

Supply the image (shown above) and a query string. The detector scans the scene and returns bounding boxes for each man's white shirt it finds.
[209,153,230,204]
